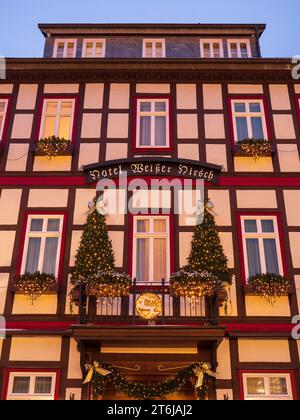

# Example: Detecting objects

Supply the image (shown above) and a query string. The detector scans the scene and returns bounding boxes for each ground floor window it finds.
[241,372,294,400]
[5,371,58,400]
[132,215,170,283]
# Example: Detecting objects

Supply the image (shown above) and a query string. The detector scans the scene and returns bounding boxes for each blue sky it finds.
[0,0,299,58]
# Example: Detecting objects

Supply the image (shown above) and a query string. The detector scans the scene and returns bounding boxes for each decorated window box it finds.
[32,136,74,159]
[13,272,59,304]
[233,139,276,160]
[243,273,291,305]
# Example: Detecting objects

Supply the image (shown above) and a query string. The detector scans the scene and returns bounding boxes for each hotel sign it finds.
[83,158,221,184]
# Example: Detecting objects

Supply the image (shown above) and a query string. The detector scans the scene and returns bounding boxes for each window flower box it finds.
[233,139,276,160]
[244,273,291,305]
[13,272,59,304]
[85,271,132,298]
[32,136,73,160]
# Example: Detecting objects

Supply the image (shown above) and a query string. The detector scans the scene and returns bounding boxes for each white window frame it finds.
[21,215,64,277]
[228,39,252,58]
[241,215,284,281]
[200,39,224,58]
[142,39,166,58]
[39,98,76,140]
[0,98,8,140]
[231,99,268,142]
[132,215,170,284]
[136,98,170,149]
[7,372,57,400]
[243,373,293,400]
[82,38,106,58]
[53,39,77,58]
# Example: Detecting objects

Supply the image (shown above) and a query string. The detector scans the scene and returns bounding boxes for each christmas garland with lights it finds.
[36,136,72,160]
[170,269,220,298]
[248,273,290,305]
[237,138,272,161]
[85,361,215,400]
[86,271,132,298]
[14,271,57,304]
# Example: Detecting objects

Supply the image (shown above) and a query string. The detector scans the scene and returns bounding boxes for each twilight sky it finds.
[0,0,299,58]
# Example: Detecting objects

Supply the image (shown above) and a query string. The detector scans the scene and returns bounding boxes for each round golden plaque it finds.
[136,293,162,320]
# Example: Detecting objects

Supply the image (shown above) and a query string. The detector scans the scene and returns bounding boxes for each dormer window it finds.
[82,39,106,58]
[228,39,252,58]
[53,39,77,58]
[200,39,224,58]
[143,39,166,58]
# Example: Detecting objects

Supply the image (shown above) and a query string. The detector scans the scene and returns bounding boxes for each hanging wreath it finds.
[248,273,290,305]
[14,272,57,304]
[170,268,221,299]
[85,271,132,298]
[35,136,72,160]
[83,361,216,400]
[236,138,272,161]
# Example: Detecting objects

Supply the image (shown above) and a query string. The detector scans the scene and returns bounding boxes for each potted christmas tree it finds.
[170,200,232,303]
[70,201,132,299]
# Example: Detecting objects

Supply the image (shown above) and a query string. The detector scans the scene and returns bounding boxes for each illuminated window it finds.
[40,99,75,140]
[82,39,106,58]
[143,39,166,58]
[200,39,224,58]
[243,373,293,400]
[53,39,77,58]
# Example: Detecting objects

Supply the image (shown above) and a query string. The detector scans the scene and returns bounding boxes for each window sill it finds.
[232,144,277,158]
[132,147,173,154]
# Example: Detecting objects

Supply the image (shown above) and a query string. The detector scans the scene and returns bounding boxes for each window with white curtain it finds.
[200,39,224,58]
[21,215,64,277]
[231,99,268,142]
[7,372,56,400]
[143,39,166,58]
[241,216,283,280]
[53,39,77,58]
[0,99,8,141]
[242,373,293,400]
[133,216,170,283]
[40,99,75,140]
[136,99,169,148]
[228,39,251,58]
[82,39,106,58]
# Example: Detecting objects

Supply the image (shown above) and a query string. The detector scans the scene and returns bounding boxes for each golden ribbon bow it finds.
[83,361,112,385]
[193,363,217,389]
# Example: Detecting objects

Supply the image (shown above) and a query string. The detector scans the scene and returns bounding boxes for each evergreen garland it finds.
[88,362,211,400]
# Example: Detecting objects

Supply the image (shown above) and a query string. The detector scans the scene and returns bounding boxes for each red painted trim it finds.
[222,323,294,333]
[128,212,175,278]
[35,95,79,144]
[2,175,300,188]
[2,368,61,400]
[0,95,12,151]
[16,211,68,285]
[239,369,297,400]
[236,212,289,284]
[132,95,174,154]
[228,95,273,146]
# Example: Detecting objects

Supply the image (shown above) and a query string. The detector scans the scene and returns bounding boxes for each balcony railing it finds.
[77,278,221,326]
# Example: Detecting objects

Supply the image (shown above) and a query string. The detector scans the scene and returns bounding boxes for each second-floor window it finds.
[143,39,166,58]
[241,216,283,280]
[40,99,76,140]
[136,98,170,149]
[7,372,57,400]
[53,39,77,58]
[133,216,170,283]
[82,39,105,58]
[200,39,224,58]
[228,39,251,58]
[231,99,268,142]
[0,98,8,141]
[21,215,64,277]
